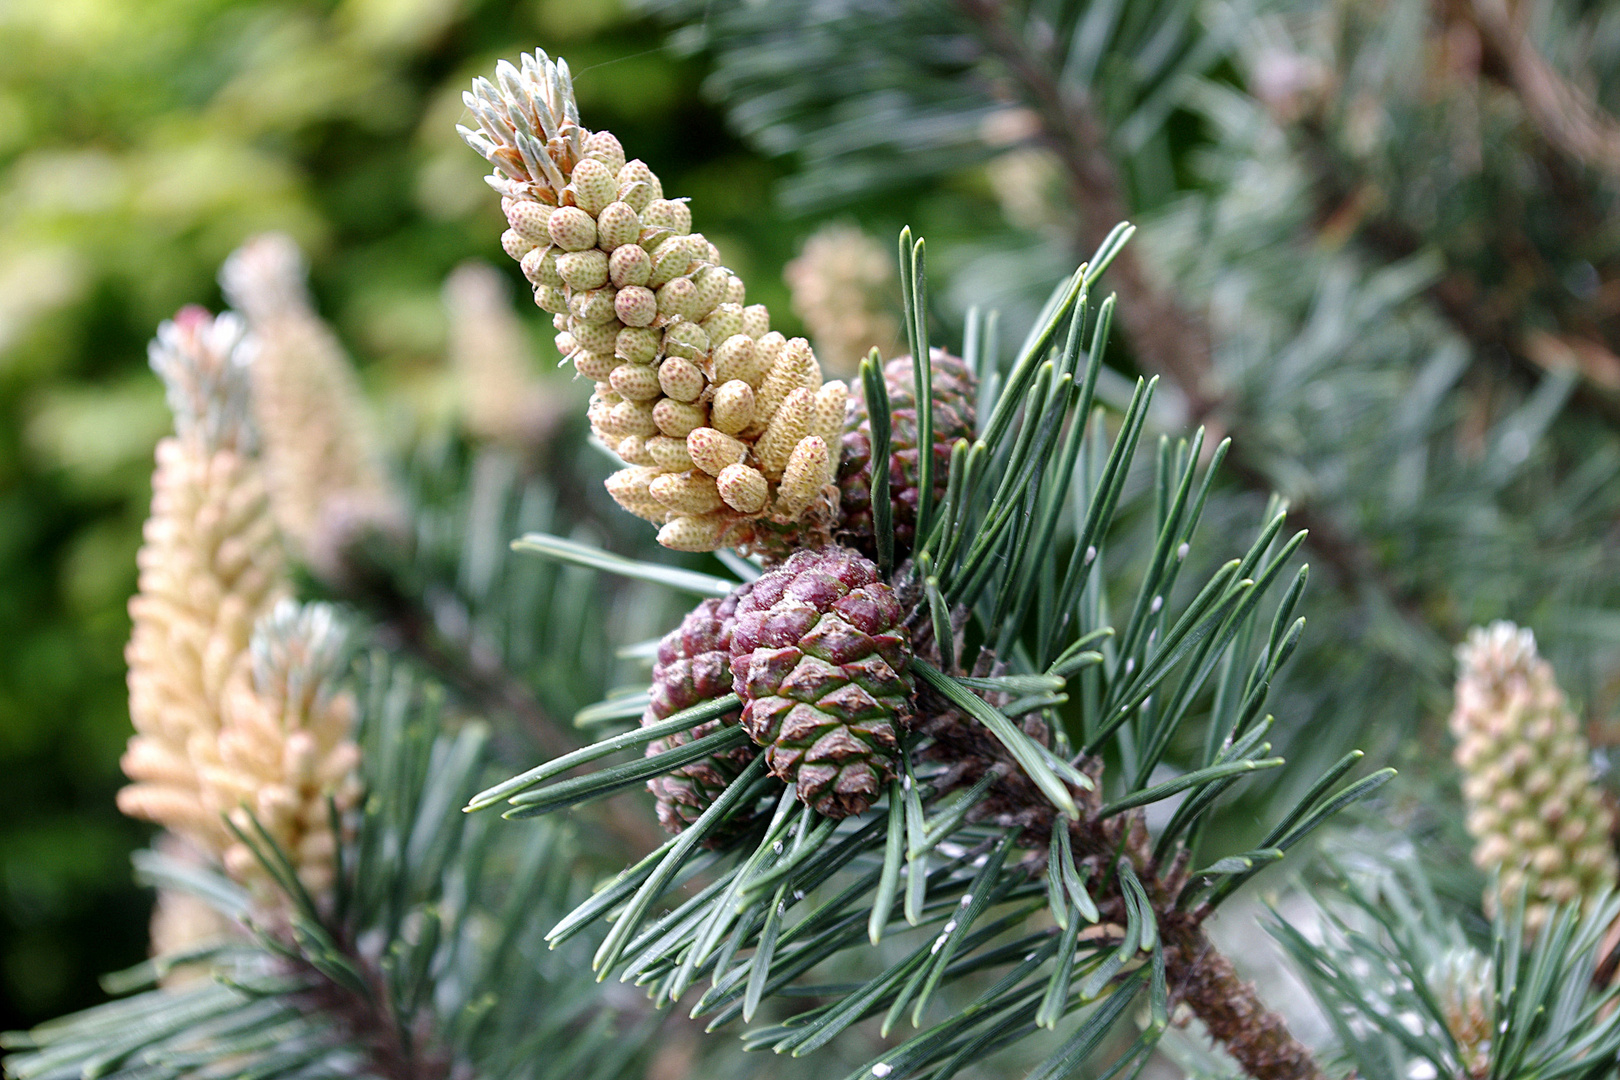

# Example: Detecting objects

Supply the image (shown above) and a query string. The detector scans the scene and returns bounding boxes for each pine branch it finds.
[1161,921,1329,1080]
[294,934,455,1080]
[1467,0,1620,185]
[953,0,1432,627]
[954,0,1220,423]
[1296,120,1620,429]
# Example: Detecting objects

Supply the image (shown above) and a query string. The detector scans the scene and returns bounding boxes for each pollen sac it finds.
[573,350,617,382]
[610,244,653,288]
[609,363,662,403]
[596,202,641,251]
[614,286,657,328]
[701,303,745,345]
[647,434,695,472]
[570,158,618,216]
[533,285,568,314]
[653,398,707,439]
[756,387,813,479]
[714,335,759,386]
[605,466,666,522]
[643,198,693,235]
[657,277,702,321]
[501,229,536,261]
[547,206,597,251]
[584,131,626,173]
[662,321,710,361]
[520,248,554,287]
[570,320,618,355]
[658,357,706,403]
[658,513,730,552]
[710,380,756,436]
[742,304,771,339]
[616,326,660,365]
[617,160,663,209]
[569,289,618,326]
[687,427,748,476]
[777,435,833,517]
[717,463,769,514]
[556,249,609,290]
[650,471,726,516]
[507,201,553,243]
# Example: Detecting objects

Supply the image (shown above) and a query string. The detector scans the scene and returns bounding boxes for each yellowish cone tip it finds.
[461,49,843,554]
[1451,621,1618,935]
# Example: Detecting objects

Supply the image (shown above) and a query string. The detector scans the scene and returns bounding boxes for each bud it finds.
[218,234,401,585]
[443,261,557,450]
[1451,621,1617,935]
[784,223,905,378]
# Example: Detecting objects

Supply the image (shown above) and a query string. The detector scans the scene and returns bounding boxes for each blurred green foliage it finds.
[0,0,815,1029]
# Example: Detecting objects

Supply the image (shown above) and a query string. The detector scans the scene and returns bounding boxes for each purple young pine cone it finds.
[839,349,976,560]
[729,547,914,817]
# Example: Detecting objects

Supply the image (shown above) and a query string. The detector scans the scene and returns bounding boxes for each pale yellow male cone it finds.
[460,50,841,556]
[1451,621,1617,934]
[219,234,402,584]
[784,222,905,378]
[208,600,362,901]
[119,307,290,855]
[443,260,563,452]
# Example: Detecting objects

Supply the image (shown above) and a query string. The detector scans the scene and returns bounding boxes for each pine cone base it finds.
[642,592,769,845]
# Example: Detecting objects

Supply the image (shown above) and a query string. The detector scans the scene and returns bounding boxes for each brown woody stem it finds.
[1162,920,1333,1080]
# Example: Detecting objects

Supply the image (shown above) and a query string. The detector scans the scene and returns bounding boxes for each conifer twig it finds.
[1160,920,1330,1080]
[954,0,1431,624]
[954,0,1220,424]
[1468,0,1620,185]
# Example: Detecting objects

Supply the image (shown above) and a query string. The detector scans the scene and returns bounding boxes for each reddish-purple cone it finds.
[643,591,763,841]
[730,547,914,817]
[839,349,976,561]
